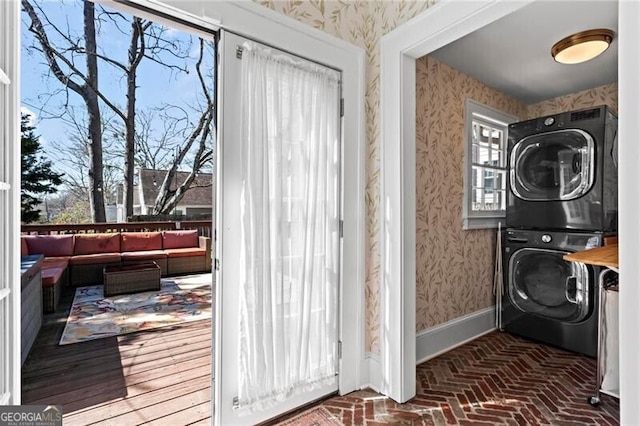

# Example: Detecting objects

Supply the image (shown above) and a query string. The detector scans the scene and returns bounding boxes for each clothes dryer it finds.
[506,106,617,231]
[502,228,605,357]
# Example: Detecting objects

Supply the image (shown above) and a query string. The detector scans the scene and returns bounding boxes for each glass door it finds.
[510,129,595,201]
[508,248,591,322]
[215,30,341,425]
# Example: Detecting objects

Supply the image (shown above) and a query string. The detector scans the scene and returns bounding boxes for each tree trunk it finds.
[124,18,144,220]
[83,2,106,223]
[124,60,136,220]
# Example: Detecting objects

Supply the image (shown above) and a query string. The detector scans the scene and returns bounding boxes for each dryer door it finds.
[510,129,595,201]
[508,248,590,322]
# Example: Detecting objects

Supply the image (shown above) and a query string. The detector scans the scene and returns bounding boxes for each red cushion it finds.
[69,253,121,266]
[42,267,65,287]
[121,250,167,261]
[24,235,74,257]
[162,230,199,249]
[164,247,206,258]
[74,233,120,255]
[21,238,28,256]
[42,258,69,269]
[121,232,162,252]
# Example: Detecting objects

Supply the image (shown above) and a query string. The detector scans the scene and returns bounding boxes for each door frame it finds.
[381,2,640,422]
[618,2,640,423]
[378,0,534,403]
[98,0,367,409]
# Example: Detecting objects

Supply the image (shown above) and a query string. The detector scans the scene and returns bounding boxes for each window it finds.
[463,99,517,230]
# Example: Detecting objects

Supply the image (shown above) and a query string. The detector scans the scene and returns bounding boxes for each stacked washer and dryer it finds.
[501,105,618,357]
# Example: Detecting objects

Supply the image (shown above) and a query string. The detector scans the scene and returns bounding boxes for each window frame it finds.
[463,98,517,230]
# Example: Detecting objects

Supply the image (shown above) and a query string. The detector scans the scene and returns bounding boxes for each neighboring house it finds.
[115,167,214,222]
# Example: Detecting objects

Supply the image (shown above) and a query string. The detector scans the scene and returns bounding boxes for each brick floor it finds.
[273,331,619,425]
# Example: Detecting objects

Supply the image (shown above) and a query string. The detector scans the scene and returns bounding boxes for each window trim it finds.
[463,99,517,230]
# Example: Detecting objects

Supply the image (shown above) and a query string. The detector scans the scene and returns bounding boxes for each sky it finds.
[21,0,216,187]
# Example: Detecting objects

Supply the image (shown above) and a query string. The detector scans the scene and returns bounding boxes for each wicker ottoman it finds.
[103,261,161,296]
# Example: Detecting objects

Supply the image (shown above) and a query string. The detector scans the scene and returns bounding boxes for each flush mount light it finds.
[551,29,614,64]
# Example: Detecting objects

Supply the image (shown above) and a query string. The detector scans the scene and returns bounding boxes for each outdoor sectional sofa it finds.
[21,230,212,313]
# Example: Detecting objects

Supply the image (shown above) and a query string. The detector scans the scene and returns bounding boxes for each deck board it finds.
[22,285,212,425]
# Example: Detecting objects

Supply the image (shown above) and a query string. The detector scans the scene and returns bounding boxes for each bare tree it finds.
[112,15,189,219]
[48,109,121,208]
[102,38,215,215]
[22,0,107,221]
[22,0,193,220]
[151,39,214,215]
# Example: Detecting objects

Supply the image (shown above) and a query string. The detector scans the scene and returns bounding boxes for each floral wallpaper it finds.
[415,56,528,330]
[415,56,618,332]
[526,83,618,117]
[257,0,435,353]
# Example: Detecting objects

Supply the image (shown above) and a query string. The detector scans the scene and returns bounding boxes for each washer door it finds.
[508,248,590,322]
[510,129,594,201]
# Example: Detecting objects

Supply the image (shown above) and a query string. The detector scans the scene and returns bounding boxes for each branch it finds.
[129,18,146,70]
[195,39,213,107]
[93,89,126,122]
[22,0,85,95]
[22,0,126,122]
[95,6,129,35]
[141,54,188,73]
[151,105,214,213]
[71,46,128,72]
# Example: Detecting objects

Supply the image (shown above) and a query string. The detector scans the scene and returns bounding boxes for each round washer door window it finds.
[508,248,590,322]
[510,129,594,201]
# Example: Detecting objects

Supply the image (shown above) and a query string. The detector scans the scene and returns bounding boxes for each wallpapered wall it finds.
[527,83,618,117]
[257,0,435,353]
[415,56,528,330]
[415,54,618,331]
[257,0,619,352]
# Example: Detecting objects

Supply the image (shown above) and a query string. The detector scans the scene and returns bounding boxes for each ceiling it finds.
[429,1,618,105]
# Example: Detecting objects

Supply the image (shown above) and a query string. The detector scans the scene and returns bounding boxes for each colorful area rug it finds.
[60,274,212,345]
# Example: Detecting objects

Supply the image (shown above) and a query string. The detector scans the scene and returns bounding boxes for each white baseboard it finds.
[416,306,496,365]
[361,307,496,392]
[362,352,382,393]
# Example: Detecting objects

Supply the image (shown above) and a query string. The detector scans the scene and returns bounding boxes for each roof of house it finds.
[138,168,213,207]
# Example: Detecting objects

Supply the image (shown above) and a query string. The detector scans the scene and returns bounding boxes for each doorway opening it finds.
[20,1,216,423]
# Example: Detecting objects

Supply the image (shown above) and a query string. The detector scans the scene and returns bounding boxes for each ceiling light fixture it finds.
[551,29,614,64]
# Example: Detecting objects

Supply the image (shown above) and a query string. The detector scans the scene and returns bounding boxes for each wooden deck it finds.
[21,287,212,425]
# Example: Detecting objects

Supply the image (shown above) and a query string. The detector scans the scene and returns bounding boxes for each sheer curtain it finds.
[237,41,341,412]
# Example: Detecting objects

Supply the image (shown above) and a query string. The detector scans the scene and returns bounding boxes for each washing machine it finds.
[502,228,606,357]
[506,105,618,231]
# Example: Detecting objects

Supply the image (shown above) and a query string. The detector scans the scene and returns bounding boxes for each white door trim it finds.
[1,0,22,406]
[618,1,640,423]
[379,0,534,403]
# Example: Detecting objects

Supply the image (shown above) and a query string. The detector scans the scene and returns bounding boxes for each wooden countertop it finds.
[563,243,618,268]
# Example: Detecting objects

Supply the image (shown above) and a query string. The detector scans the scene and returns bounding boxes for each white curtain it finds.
[237,41,341,412]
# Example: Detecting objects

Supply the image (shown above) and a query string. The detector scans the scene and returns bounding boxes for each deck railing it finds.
[21,220,214,238]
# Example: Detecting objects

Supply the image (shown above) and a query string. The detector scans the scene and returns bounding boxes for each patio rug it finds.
[59,274,212,345]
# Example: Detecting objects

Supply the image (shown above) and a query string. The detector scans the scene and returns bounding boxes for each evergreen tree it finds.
[21,113,63,223]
